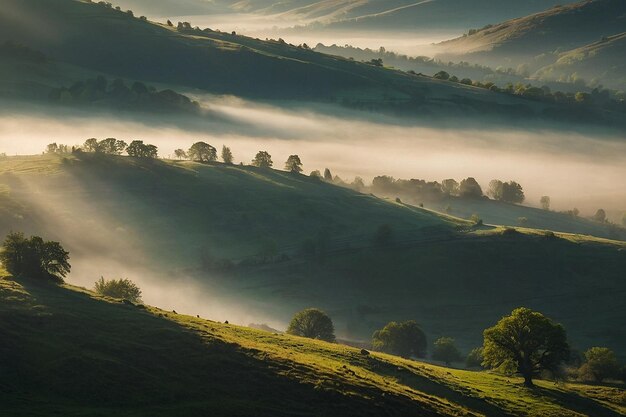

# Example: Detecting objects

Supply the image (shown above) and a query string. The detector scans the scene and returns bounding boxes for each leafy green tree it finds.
[434,71,450,80]
[99,138,127,155]
[221,145,233,164]
[459,177,483,198]
[188,141,217,162]
[323,168,333,181]
[285,155,303,173]
[432,337,463,366]
[174,149,187,160]
[252,151,273,168]
[578,347,620,382]
[94,277,142,303]
[287,308,335,342]
[351,176,365,191]
[540,196,551,210]
[482,307,569,387]
[466,347,484,368]
[372,320,427,358]
[0,232,70,282]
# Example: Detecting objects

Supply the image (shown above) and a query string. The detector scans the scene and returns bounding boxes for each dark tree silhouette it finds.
[252,151,273,168]
[221,146,233,164]
[285,155,303,173]
[188,141,217,162]
[0,232,70,282]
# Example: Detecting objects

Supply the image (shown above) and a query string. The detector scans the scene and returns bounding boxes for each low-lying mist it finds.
[1,95,625,333]
[2,95,624,214]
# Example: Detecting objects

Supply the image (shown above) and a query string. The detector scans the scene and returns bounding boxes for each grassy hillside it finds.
[434,0,626,70]
[1,274,624,416]
[534,32,626,90]
[306,0,571,32]
[0,154,625,356]
[1,0,623,127]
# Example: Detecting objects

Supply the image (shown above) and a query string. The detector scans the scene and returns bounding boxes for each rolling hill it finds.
[533,32,626,90]
[434,0,626,70]
[0,154,625,357]
[1,0,623,128]
[1,274,624,416]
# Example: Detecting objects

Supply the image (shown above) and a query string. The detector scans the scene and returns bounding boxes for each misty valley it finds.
[0,0,625,416]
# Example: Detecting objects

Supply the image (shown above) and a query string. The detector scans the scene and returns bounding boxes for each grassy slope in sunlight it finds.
[0,275,624,417]
[0,154,625,355]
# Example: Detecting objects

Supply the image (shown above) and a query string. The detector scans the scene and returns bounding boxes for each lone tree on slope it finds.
[287,308,335,342]
[285,155,303,173]
[482,307,569,387]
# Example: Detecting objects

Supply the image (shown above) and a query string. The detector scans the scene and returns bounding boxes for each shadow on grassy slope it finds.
[0,276,448,417]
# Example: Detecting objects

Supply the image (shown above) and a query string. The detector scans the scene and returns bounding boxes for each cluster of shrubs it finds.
[48,76,199,113]
[287,306,625,387]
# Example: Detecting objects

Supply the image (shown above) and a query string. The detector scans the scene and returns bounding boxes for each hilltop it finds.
[0,154,625,354]
[1,0,624,127]
[434,0,626,70]
[1,274,624,416]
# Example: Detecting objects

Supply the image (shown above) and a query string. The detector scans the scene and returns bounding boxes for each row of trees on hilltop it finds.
[45,138,159,159]
[285,306,624,387]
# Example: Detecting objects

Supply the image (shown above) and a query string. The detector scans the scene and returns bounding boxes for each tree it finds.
[578,347,620,382]
[0,232,70,282]
[99,138,127,155]
[221,146,233,164]
[622,213,626,227]
[432,337,463,366]
[127,140,158,158]
[540,196,551,211]
[489,180,524,203]
[83,138,101,153]
[252,151,273,168]
[466,347,484,368]
[441,179,459,195]
[434,71,450,80]
[285,155,303,173]
[287,308,335,342]
[372,321,427,358]
[46,143,58,154]
[482,307,569,387]
[94,277,142,303]
[459,177,483,198]
[593,209,606,223]
[174,149,187,160]
[323,168,332,181]
[188,141,217,162]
